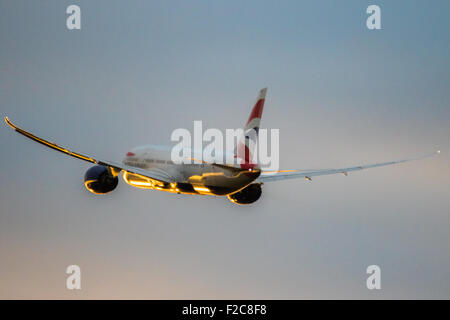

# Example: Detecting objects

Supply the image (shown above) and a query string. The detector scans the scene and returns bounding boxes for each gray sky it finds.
[0,0,449,299]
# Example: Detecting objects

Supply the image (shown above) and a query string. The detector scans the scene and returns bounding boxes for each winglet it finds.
[4,116,15,130]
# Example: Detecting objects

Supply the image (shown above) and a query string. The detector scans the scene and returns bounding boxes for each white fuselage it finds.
[121,145,260,196]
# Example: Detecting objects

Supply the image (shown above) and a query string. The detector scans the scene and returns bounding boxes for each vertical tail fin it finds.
[235,88,267,169]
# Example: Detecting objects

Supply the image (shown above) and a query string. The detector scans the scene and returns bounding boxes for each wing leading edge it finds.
[4,117,175,183]
[257,151,440,183]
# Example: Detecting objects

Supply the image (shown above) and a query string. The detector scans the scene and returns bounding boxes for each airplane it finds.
[4,88,440,205]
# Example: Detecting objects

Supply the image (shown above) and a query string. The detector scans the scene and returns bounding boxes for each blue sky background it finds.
[0,0,449,298]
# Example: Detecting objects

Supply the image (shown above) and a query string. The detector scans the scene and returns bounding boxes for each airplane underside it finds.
[122,167,263,204]
[84,165,263,204]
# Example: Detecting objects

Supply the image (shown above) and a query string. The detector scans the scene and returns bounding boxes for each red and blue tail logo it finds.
[235,88,267,169]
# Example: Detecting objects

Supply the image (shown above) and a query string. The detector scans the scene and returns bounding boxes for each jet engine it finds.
[84,165,118,194]
[227,183,262,205]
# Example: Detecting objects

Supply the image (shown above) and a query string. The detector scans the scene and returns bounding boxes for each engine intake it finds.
[84,165,118,194]
[227,183,262,205]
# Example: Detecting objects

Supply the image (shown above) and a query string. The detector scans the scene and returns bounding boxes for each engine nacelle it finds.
[227,183,262,205]
[84,165,118,194]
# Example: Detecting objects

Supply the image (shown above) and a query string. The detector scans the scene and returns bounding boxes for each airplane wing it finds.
[256,151,440,183]
[4,117,175,183]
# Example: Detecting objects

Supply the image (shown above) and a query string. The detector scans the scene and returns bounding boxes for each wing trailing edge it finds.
[257,151,440,183]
